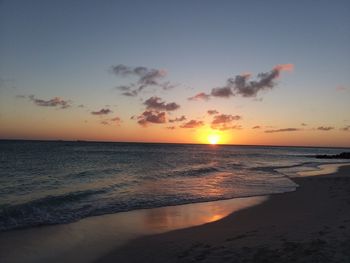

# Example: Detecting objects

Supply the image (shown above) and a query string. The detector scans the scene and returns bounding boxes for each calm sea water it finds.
[0,140,348,231]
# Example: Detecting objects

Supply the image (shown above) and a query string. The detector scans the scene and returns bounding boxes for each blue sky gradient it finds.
[1,0,349,146]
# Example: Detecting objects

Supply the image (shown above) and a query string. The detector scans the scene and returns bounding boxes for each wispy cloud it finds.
[336,85,348,92]
[137,111,167,126]
[161,81,177,90]
[252,125,261,129]
[111,64,175,96]
[28,95,71,109]
[91,108,112,115]
[144,96,180,111]
[111,117,121,125]
[111,65,166,84]
[166,126,176,130]
[122,90,139,97]
[99,116,121,126]
[265,128,300,133]
[211,114,241,130]
[301,123,307,126]
[207,110,219,115]
[169,115,186,123]
[188,92,211,101]
[317,126,334,131]
[180,120,204,128]
[341,125,350,131]
[100,120,109,125]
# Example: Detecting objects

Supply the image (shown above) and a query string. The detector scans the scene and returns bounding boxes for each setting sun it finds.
[208,134,220,145]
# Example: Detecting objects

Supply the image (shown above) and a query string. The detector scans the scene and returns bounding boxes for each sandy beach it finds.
[97,164,350,263]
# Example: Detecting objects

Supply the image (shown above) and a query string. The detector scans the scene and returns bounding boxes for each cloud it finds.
[180,120,204,128]
[29,95,71,109]
[232,64,293,97]
[189,64,293,100]
[111,116,120,121]
[211,86,234,98]
[336,85,348,92]
[166,126,176,130]
[301,123,307,126]
[91,108,112,115]
[188,92,211,101]
[115,85,138,97]
[115,85,132,91]
[15,94,26,99]
[265,128,300,133]
[161,81,177,90]
[317,126,334,131]
[137,110,167,126]
[169,115,186,123]
[273,64,294,72]
[111,116,121,125]
[144,96,180,111]
[207,110,219,115]
[341,126,350,131]
[252,125,261,129]
[100,120,109,125]
[211,114,241,130]
[100,116,121,126]
[139,69,167,88]
[111,64,175,96]
[122,90,138,97]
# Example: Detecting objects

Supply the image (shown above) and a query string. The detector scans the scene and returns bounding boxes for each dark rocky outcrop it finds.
[315,152,350,159]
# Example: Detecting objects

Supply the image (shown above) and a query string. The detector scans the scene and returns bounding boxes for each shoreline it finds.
[296,162,350,177]
[1,163,350,262]
[97,163,350,262]
[0,193,268,263]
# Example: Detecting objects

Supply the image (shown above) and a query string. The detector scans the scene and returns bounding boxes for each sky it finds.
[0,0,350,147]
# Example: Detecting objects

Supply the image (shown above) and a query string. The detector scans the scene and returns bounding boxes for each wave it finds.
[168,166,220,178]
[0,189,107,231]
[65,168,122,178]
[2,142,337,232]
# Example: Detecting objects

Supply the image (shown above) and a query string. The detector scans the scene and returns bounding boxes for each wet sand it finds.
[0,192,266,263]
[97,164,350,263]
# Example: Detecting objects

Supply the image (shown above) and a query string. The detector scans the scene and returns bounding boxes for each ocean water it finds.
[0,140,348,231]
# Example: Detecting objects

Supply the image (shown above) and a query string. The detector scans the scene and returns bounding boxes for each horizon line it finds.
[1,138,349,150]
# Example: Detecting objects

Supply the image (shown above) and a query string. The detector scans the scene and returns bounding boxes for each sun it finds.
[208,134,220,145]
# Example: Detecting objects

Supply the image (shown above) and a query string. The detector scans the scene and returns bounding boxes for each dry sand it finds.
[97,165,350,263]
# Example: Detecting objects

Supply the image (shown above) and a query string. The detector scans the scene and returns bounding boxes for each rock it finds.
[315,152,350,159]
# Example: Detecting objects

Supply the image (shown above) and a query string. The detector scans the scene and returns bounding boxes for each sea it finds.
[0,140,348,232]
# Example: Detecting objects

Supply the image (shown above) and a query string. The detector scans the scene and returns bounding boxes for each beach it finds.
[1,163,349,263]
[2,1,350,262]
[97,164,350,263]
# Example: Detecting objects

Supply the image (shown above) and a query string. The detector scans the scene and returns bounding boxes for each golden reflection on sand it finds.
[141,196,267,231]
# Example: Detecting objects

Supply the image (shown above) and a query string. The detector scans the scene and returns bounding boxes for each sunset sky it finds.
[0,0,349,147]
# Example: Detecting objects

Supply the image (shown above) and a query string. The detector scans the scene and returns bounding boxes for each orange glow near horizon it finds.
[1,113,350,147]
[196,127,229,145]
